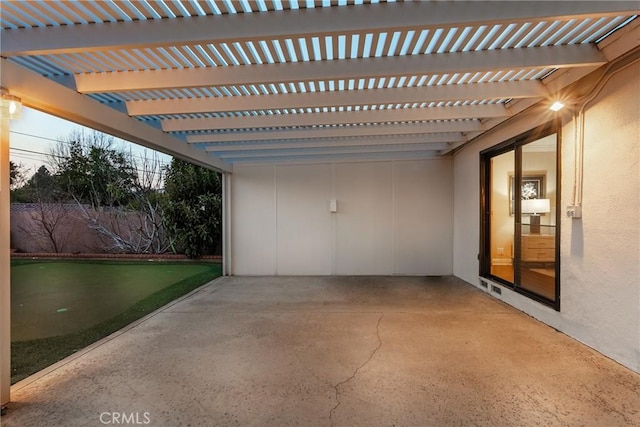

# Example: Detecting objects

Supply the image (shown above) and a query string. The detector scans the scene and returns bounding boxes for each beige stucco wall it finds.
[10,204,167,254]
[453,62,640,372]
[10,205,95,253]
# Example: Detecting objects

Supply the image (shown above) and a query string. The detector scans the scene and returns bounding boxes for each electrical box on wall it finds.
[567,205,582,219]
[329,199,337,213]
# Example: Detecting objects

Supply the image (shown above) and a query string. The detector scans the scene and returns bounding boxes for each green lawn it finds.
[11,260,222,384]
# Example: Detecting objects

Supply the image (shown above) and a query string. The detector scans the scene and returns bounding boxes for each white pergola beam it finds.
[162,104,510,132]
[229,151,442,165]
[204,133,465,152]
[128,80,546,116]
[0,59,232,173]
[74,44,606,93]
[217,143,451,159]
[2,2,636,56]
[188,121,482,144]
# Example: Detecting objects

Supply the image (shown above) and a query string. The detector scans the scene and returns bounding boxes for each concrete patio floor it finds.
[2,276,639,426]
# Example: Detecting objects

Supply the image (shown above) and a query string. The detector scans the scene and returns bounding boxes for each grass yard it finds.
[11,260,222,384]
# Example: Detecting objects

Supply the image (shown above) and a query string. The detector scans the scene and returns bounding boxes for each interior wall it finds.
[490,147,557,264]
[521,149,558,228]
[453,62,640,372]
[490,151,515,264]
[231,158,453,276]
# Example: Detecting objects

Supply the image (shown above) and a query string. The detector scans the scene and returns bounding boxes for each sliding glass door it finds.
[488,150,515,283]
[481,122,560,309]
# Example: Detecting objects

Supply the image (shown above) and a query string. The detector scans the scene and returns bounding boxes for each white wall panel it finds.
[335,162,394,275]
[231,158,454,277]
[276,164,333,275]
[394,160,453,275]
[231,165,276,275]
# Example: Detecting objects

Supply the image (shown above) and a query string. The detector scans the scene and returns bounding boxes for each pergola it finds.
[1,0,638,405]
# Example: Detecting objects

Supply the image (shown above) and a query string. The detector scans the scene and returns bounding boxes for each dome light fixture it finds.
[1,88,22,120]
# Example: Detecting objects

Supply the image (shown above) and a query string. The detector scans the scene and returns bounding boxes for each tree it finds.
[84,151,173,254]
[25,165,59,198]
[9,161,25,190]
[163,158,222,258]
[17,200,74,253]
[29,165,56,190]
[48,129,171,254]
[11,165,65,203]
[13,166,74,253]
[10,161,30,202]
[50,130,137,207]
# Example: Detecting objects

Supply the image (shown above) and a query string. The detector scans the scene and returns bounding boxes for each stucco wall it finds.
[10,204,175,254]
[453,63,640,372]
[11,204,94,253]
[231,158,453,276]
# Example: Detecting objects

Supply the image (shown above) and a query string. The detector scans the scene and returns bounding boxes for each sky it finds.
[9,106,172,178]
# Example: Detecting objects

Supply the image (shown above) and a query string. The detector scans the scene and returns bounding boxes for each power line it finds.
[10,146,169,178]
[9,130,61,144]
[11,146,169,166]
[10,146,170,166]
[9,129,173,164]
[11,146,60,159]
[9,154,47,164]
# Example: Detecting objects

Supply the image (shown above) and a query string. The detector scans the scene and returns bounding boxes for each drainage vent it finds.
[480,280,488,288]
[491,285,502,295]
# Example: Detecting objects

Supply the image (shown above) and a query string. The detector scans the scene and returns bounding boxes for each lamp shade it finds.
[521,198,550,214]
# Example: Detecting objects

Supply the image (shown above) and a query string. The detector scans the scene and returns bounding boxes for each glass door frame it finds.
[479,120,561,310]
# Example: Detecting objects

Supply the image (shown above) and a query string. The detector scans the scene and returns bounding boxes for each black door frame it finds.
[479,120,561,310]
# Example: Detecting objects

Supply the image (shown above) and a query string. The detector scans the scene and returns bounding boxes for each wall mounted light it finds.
[549,101,565,112]
[1,88,22,120]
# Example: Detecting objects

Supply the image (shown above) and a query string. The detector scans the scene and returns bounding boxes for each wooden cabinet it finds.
[521,234,555,262]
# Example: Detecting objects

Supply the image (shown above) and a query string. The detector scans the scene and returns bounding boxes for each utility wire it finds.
[10,146,168,178]
[12,146,169,165]
[9,130,173,165]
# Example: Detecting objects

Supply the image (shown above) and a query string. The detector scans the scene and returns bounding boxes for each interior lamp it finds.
[1,88,22,120]
[522,198,550,234]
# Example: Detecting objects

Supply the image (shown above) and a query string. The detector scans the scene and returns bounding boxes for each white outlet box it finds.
[497,247,504,255]
[567,205,582,219]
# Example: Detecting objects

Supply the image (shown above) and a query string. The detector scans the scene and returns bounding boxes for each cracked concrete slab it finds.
[330,313,383,427]
[2,276,639,426]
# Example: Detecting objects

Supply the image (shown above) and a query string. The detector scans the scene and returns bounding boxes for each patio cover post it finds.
[0,102,10,405]
[222,172,232,276]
